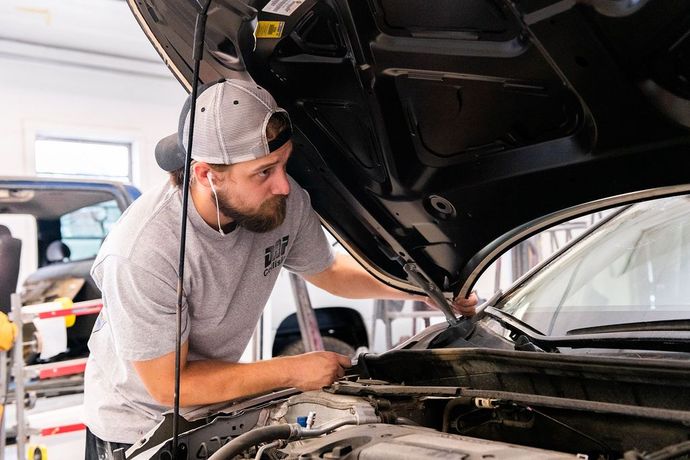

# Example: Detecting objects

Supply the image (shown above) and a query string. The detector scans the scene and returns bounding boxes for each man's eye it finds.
[258,168,271,178]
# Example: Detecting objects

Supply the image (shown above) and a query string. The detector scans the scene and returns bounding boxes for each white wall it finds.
[0,0,187,191]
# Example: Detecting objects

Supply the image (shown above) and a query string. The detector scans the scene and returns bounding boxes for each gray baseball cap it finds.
[155,79,292,172]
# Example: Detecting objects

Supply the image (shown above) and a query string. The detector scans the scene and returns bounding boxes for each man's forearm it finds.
[134,345,351,407]
[175,357,294,406]
[304,253,422,301]
[303,253,479,316]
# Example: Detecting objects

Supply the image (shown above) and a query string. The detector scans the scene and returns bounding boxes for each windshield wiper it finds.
[483,307,690,353]
[483,306,550,336]
[567,319,690,335]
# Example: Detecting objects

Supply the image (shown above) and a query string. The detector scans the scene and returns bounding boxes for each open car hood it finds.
[128,0,690,297]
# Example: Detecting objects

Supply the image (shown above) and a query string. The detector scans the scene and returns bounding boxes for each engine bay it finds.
[125,348,690,460]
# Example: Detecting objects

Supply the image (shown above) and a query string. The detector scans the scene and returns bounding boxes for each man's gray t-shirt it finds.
[84,177,334,443]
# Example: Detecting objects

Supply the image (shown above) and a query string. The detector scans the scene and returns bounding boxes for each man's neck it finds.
[189,184,235,231]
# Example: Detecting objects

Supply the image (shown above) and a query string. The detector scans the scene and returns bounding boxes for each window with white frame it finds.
[34,136,132,183]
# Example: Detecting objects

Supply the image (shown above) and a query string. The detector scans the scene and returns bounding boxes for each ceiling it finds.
[0,0,170,78]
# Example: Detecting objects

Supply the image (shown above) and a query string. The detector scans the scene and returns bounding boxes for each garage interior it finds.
[0,0,642,458]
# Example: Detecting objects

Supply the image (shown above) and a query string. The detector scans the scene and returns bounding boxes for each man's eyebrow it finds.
[251,160,280,173]
[251,145,292,172]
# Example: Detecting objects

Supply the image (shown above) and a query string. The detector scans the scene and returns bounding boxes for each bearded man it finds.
[83,80,477,458]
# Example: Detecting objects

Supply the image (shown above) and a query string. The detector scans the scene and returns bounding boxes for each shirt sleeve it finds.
[92,255,190,361]
[283,187,335,275]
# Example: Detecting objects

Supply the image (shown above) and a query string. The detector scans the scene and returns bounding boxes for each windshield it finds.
[498,195,690,336]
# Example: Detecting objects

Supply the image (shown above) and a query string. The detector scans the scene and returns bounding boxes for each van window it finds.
[59,200,121,260]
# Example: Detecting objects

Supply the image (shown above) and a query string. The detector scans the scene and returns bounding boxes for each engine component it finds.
[280,390,380,427]
[279,423,578,459]
[208,416,376,460]
[204,392,382,459]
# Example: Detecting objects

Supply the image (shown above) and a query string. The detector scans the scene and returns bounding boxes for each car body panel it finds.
[0,176,139,219]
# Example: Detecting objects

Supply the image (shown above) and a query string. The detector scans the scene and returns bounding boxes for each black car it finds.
[123,1,690,459]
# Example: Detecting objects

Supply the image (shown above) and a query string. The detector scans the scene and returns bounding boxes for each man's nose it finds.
[271,169,290,196]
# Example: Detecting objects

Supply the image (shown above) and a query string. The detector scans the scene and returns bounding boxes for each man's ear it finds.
[192,162,213,187]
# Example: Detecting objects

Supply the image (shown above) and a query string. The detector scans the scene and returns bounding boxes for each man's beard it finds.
[216,190,287,233]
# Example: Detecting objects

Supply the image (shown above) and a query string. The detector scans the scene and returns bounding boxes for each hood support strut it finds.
[403,263,459,326]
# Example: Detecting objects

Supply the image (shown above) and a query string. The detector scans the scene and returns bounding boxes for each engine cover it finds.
[282,424,578,459]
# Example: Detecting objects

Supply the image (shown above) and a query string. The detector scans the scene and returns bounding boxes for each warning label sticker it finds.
[262,0,306,17]
[255,21,285,39]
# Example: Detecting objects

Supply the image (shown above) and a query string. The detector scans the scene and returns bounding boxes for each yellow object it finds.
[27,444,48,460]
[0,312,16,351]
[55,297,76,328]
[255,21,285,39]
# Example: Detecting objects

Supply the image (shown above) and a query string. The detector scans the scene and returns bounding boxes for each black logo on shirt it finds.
[264,235,289,276]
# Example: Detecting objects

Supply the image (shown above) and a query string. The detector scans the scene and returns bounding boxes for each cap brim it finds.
[155,133,186,172]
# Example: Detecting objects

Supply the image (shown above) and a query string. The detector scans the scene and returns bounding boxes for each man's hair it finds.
[169,112,290,188]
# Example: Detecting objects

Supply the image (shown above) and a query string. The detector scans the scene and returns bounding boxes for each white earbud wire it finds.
[207,172,224,236]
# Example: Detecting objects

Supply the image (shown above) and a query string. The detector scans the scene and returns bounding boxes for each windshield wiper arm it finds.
[484,306,550,336]
[567,319,690,335]
[484,307,690,352]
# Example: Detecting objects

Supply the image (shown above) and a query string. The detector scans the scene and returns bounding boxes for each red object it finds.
[38,362,87,379]
[37,300,102,320]
[40,423,86,436]
[37,305,102,320]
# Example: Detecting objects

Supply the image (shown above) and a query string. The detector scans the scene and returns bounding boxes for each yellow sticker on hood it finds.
[256,21,285,39]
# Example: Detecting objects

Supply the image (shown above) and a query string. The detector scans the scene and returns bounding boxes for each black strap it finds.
[268,124,293,152]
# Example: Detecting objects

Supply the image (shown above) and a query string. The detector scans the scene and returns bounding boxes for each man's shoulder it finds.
[94,182,180,268]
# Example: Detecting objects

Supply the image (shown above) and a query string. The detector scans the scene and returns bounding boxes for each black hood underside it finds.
[129,0,690,296]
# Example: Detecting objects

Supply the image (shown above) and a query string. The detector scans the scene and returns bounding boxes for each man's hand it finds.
[424,291,479,317]
[286,351,352,391]
[451,292,479,316]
